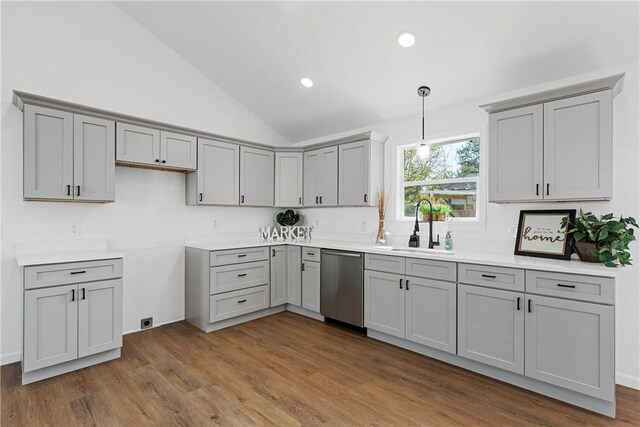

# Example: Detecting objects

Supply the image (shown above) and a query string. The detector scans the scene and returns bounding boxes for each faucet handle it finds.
[434,234,440,246]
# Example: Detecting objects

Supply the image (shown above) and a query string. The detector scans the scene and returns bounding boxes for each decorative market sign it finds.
[260,226,313,241]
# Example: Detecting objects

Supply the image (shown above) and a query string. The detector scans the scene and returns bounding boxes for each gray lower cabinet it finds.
[457,284,525,374]
[187,138,240,205]
[22,259,123,384]
[24,105,115,202]
[270,246,287,307]
[301,259,321,312]
[525,294,614,400]
[286,246,302,306]
[364,270,405,338]
[240,146,274,206]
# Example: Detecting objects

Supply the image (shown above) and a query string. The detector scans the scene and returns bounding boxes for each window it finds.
[401,136,480,220]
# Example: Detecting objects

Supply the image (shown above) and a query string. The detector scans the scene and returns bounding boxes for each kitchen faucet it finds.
[408,199,440,249]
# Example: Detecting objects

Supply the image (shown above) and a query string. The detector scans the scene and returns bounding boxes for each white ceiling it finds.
[116,1,639,143]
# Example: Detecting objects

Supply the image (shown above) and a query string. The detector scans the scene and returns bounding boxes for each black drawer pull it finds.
[315,196,319,204]
[517,297,521,311]
[546,183,550,196]
[536,184,539,196]
[319,196,323,204]
[82,288,86,300]
[237,273,247,277]
[399,279,403,289]
[67,184,71,196]
[237,254,247,258]
[237,299,247,304]
[481,274,497,279]
[307,252,315,256]
[364,194,368,203]
[199,193,203,202]
[528,299,532,313]
[557,283,576,289]
[71,289,75,301]
[77,185,81,196]
[70,270,86,275]
[406,280,410,291]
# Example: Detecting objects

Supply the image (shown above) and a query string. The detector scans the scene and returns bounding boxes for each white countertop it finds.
[186,239,618,278]
[16,249,124,267]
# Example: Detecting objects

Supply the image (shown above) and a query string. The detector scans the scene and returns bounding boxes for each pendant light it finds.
[417,85,431,159]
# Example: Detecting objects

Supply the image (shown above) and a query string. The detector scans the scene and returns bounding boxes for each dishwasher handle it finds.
[321,250,362,257]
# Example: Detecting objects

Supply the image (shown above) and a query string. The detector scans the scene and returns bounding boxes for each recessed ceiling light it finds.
[300,77,314,88]
[397,31,415,48]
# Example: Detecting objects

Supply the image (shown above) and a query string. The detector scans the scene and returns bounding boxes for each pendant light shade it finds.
[417,85,431,159]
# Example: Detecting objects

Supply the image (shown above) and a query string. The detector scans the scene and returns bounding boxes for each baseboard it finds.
[286,304,325,321]
[616,372,640,389]
[123,316,186,335]
[1,352,21,366]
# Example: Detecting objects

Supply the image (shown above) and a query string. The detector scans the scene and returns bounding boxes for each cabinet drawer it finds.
[406,258,456,282]
[365,253,405,275]
[209,285,269,323]
[24,259,123,290]
[210,261,269,295]
[526,270,614,304]
[302,247,321,262]
[209,247,269,267]
[458,263,524,291]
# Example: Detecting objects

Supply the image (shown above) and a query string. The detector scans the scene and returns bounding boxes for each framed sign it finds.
[514,209,576,260]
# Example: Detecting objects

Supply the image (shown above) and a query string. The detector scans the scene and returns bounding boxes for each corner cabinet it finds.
[304,146,338,206]
[240,146,274,206]
[485,73,622,203]
[24,105,115,202]
[275,152,303,207]
[338,140,384,206]
[186,138,240,205]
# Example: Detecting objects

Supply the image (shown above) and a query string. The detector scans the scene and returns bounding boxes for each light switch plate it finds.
[70,222,81,236]
[509,224,518,238]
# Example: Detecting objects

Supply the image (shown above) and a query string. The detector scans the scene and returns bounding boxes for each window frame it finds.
[397,133,481,223]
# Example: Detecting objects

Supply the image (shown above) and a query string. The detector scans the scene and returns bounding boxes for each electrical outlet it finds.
[212,219,218,230]
[509,224,518,238]
[361,221,367,232]
[315,220,320,229]
[140,317,153,330]
[70,222,81,236]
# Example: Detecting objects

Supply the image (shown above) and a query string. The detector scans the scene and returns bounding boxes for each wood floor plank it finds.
[2,311,639,427]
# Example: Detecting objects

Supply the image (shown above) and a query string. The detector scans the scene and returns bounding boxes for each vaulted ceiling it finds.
[116,1,639,143]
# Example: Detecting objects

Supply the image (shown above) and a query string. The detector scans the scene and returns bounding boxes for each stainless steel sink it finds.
[381,247,455,255]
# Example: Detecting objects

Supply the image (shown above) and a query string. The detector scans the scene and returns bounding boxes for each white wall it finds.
[0,2,283,363]
[299,63,640,388]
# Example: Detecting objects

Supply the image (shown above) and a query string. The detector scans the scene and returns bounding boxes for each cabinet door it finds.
[23,284,78,372]
[116,123,160,166]
[275,152,303,207]
[457,284,524,374]
[406,278,456,354]
[319,146,338,206]
[489,105,543,202]
[364,270,405,338]
[286,246,302,306]
[543,90,613,200]
[160,131,197,170]
[23,105,74,200]
[303,150,320,206]
[197,138,239,205]
[525,295,614,401]
[73,114,115,202]
[270,247,287,307]
[339,141,369,206]
[240,146,274,206]
[301,261,321,312]
[78,279,123,358]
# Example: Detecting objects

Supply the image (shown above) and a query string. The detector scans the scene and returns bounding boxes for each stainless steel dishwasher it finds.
[320,249,364,327]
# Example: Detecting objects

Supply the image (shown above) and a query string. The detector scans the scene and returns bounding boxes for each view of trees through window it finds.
[403,137,480,219]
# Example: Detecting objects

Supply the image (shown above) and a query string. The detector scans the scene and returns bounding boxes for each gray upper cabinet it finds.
[186,138,240,205]
[304,146,337,206]
[160,130,196,170]
[270,246,287,307]
[23,284,78,372]
[457,284,525,374]
[489,104,543,202]
[543,90,612,200]
[24,105,74,200]
[78,279,123,358]
[525,295,614,401]
[287,246,302,306]
[240,146,274,206]
[117,123,196,171]
[275,152,303,207]
[24,105,115,202]
[73,114,116,202]
[116,123,160,166]
[338,140,384,207]
[488,88,616,203]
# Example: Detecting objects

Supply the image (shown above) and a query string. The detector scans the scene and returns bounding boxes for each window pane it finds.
[404,138,479,182]
[404,182,477,218]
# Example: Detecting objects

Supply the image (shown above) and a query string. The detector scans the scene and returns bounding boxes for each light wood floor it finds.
[2,312,639,426]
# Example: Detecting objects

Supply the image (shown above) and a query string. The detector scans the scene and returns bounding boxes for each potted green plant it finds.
[561,210,638,267]
[419,203,432,222]
[432,204,452,221]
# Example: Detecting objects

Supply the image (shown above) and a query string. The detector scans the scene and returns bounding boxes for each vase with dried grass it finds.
[375,190,391,246]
